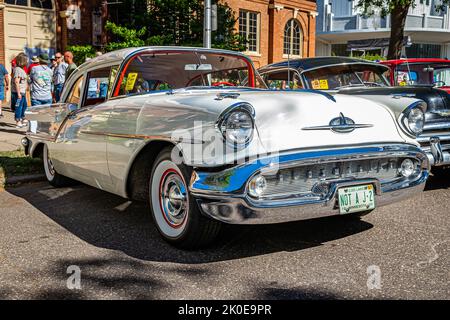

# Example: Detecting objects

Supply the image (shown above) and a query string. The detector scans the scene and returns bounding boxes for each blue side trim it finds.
[191,144,419,194]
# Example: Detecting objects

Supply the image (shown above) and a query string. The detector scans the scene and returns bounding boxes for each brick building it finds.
[0,0,317,71]
[226,0,317,68]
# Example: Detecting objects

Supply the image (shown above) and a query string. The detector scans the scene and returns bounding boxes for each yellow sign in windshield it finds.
[125,73,138,91]
[312,79,329,90]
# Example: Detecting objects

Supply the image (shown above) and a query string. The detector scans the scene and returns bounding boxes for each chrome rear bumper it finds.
[190,144,429,224]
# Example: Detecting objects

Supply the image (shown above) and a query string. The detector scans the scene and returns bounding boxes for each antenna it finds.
[401,36,413,85]
[287,51,291,90]
[403,49,413,85]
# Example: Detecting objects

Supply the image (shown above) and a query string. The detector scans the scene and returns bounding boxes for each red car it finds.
[381,58,450,93]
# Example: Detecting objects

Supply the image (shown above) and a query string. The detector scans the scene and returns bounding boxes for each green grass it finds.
[0,149,43,184]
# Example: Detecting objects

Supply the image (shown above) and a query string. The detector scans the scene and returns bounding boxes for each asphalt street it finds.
[0,171,449,300]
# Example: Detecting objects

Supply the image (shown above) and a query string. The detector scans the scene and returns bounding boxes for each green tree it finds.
[106,0,245,51]
[66,45,96,66]
[356,0,449,59]
[104,21,146,51]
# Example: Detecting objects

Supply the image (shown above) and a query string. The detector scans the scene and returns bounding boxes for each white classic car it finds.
[23,47,429,248]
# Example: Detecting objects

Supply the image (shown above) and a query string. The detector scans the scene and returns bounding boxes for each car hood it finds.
[237,91,413,153]
[339,86,450,133]
[143,89,416,154]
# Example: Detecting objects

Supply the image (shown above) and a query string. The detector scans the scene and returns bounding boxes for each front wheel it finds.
[150,147,222,249]
[43,144,73,187]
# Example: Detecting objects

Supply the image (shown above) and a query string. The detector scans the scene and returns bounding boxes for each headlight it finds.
[219,104,255,147]
[401,103,426,137]
[248,174,267,198]
[407,107,425,135]
[399,159,416,178]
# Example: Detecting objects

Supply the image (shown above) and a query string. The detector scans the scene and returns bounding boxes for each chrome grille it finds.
[259,158,405,199]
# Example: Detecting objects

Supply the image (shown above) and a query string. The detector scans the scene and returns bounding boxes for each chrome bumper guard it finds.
[190,144,429,224]
[417,134,450,166]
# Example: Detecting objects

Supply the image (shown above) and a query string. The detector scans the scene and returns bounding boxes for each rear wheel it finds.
[43,144,73,187]
[150,147,222,249]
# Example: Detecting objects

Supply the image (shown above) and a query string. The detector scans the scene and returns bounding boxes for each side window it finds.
[67,76,84,105]
[84,66,118,107]
[263,70,303,90]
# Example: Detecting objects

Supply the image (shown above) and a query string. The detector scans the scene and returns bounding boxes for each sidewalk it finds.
[0,104,27,152]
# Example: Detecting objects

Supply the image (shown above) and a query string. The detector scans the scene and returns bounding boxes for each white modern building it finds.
[316,0,450,58]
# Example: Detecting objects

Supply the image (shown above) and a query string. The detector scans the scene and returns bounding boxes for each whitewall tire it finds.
[150,147,222,249]
[43,144,72,187]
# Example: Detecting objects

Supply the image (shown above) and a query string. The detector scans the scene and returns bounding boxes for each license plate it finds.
[338,184,375,214]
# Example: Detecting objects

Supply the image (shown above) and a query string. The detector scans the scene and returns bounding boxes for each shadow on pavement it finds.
[33,257,167,300]
[0,127,27,136]
[8,182,373,265]
[425,168,450,191]
[1,256,346,299]
[256,287,340,300]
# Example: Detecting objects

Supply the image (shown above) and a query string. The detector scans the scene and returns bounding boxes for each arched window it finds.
[284,19,302,57]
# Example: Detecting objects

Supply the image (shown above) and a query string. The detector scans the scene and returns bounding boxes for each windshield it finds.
[395,63,450,87]
[302,64,389,90]
[115,51,265,96]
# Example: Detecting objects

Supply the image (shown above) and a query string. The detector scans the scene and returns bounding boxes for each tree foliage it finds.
[105,0,246,52]
[356,0,414,17]
[355,0,448,59]
[104,21,146,51]
[66,45,96,66]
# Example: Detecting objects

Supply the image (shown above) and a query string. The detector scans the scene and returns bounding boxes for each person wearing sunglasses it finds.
[52,52,67,102]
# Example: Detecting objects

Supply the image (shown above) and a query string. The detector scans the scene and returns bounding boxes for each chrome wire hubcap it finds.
[160,171,188,227]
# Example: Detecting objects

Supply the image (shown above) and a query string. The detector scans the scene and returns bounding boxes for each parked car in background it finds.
[381,58,450,93]
[259,57,450,168]
[22,48,429,249]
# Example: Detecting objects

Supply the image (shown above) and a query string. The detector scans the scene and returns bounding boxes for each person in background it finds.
[49,55,57,101]
[94,51,109,98]
[27,56,40,75]
[11,54,29,128]
[11,53,29,75]
[87,77,100,98]
[52,52,67,102]
[29,54,53,106]
[0,62,11,118]
[50,55,58,72]
[64,51,77,82]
